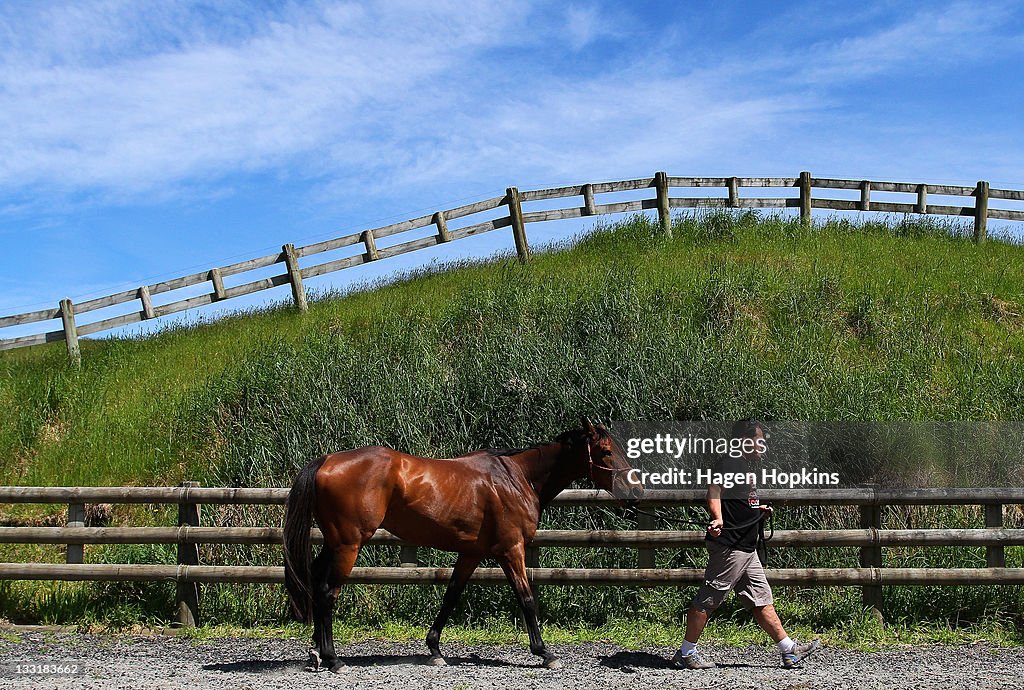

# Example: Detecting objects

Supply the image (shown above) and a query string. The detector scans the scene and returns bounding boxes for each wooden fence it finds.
[3,172,1023,364]
[0,485,1021,626]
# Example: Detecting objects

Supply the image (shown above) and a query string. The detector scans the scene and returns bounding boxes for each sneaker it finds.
[781,639,821,668]
[671,648,716,669]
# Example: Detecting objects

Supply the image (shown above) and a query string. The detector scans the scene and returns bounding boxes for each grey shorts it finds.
[691,540,774,613]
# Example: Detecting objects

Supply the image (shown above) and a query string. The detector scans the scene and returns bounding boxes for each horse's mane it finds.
[484,427,589,459]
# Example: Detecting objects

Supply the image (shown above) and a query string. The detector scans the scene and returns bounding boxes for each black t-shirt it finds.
[705,455,761,552]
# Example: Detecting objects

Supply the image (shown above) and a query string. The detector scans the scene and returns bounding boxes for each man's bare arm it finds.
[707,484,723,536]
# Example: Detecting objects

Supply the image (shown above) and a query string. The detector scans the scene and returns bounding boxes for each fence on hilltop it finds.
[3,172,1022,364]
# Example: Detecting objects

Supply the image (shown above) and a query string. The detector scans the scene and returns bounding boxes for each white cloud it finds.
[801,1,1022,83]
[563,4,621,51]
[0,1,514,198]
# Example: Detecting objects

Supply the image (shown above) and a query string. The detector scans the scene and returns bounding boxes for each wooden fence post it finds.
[208,268,226,301]
[655,171,672,237]
[637,512,655,568]
[582,183,597,216]
[433,211,451,243]
[859,487,884,622]
[360,230,380,262]
[506,187,530,263]
[859,180,871,211]
[974,180,989,244]
[728,177,739,208]
[174,481,201,628]
[915,184,928,214]
[400,545,419,568]
[799,171,812,227]
[138,285,155,320]
[281,243,308,313]
[66,502,84,564]
[59,298,80,367]
[986,503,1005,567]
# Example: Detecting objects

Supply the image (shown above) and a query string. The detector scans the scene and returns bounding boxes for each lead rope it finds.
[627,505,773,565]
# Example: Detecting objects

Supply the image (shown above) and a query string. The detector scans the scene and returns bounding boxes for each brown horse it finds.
[283,417,643,672]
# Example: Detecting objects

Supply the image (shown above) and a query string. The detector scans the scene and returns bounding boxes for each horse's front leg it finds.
[497,543,561,669]
[425,553,482,665]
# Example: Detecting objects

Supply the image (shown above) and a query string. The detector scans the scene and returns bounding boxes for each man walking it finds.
[673,419,821,670]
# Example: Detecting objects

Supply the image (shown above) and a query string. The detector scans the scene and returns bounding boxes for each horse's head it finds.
[579,416,644,505]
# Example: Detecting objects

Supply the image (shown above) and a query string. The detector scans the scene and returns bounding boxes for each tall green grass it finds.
[1,211,1023,637]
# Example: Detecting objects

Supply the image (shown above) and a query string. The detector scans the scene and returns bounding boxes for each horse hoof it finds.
[427,655,447,666]
[305,650,321,672]
[543,657,563,669]
[327,661,347,674]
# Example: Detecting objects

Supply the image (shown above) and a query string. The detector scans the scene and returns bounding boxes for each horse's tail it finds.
[283,455,327,623]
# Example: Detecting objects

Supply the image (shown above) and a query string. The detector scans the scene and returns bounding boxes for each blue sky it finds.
[2,1,1023,341]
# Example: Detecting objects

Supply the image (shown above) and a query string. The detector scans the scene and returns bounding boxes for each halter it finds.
[584,433,633,485]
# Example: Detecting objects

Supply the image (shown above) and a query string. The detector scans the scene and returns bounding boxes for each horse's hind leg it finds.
[425,554,482,665]
[498,543,561,669]
[315,544,360,673]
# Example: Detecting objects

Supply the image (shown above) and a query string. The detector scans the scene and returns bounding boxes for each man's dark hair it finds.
[731,418,764,440]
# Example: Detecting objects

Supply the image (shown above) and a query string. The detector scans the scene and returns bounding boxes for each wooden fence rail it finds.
[1,485,1022,627]
[2,486,1023,505]
[2,526,1023,547]
[3,172,1022,362]
[1,563,1022,586]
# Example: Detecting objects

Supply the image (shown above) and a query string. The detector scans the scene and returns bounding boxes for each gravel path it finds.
[1,631,1021,690]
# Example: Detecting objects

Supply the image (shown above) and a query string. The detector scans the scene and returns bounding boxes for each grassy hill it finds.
[1,210,1023,636]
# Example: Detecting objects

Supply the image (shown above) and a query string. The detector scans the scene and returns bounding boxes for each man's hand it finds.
[707,518,723,537]
[759,505,774,515]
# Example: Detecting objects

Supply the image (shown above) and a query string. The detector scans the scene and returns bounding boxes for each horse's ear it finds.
[580,415,596,436]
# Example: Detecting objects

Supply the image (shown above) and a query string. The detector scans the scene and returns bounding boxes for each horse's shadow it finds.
[203,659,302,673]
[204,652,530,673]
[599,650,757,671]
[599,650,675,671]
